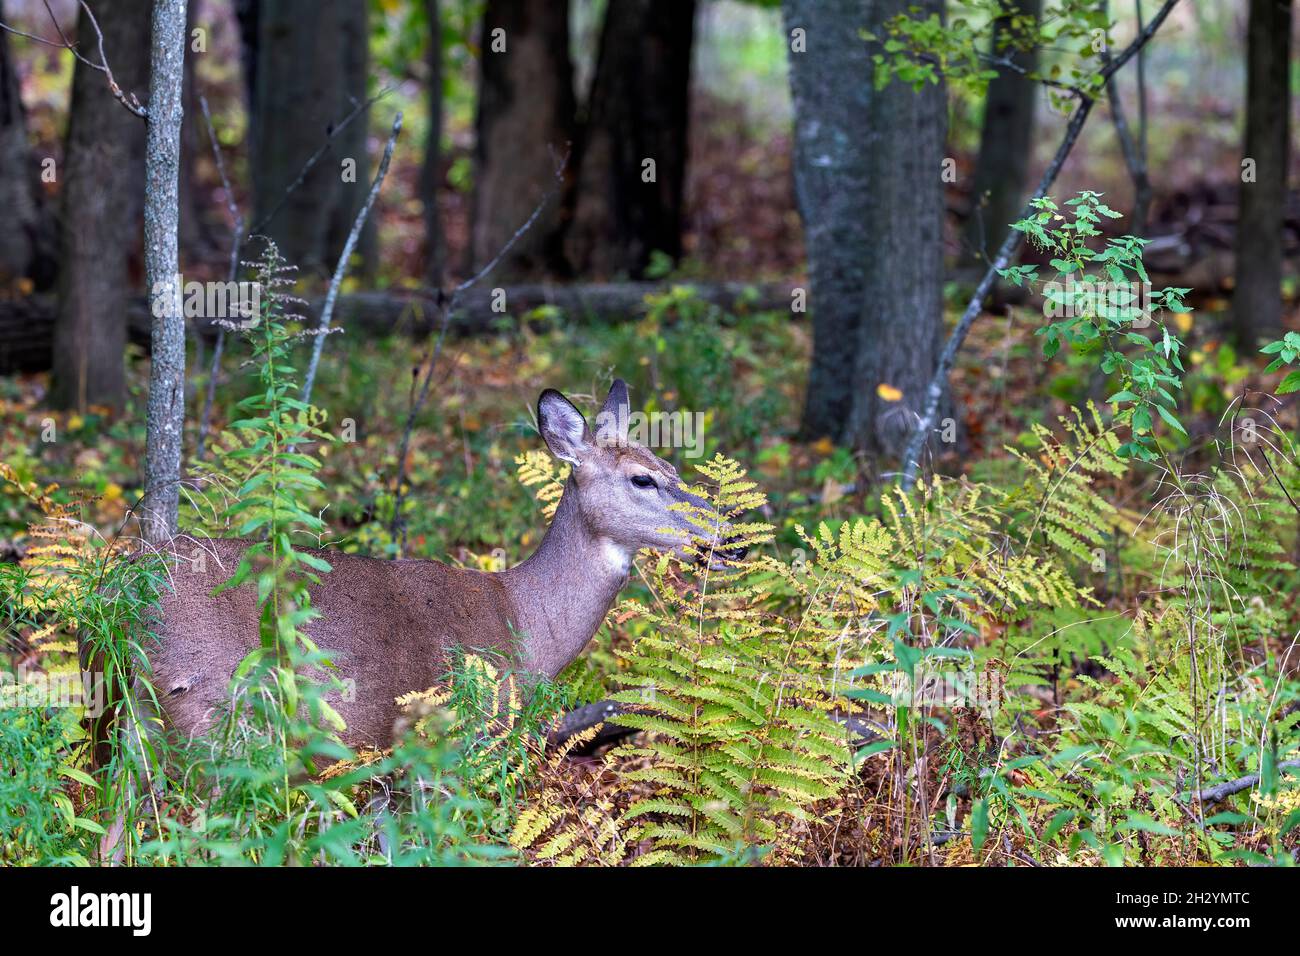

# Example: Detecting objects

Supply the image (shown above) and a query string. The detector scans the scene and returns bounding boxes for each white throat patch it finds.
[600,539,631,575]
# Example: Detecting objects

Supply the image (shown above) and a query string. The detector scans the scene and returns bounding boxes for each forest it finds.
[0,0,1297,883]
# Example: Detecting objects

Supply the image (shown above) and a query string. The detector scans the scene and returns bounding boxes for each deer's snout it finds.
[668,486,747,568]
[718,537,748,562]
[694,536,746,569]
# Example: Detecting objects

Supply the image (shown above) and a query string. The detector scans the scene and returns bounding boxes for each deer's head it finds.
[537,380,740,568]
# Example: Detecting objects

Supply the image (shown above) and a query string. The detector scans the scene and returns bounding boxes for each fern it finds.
[1005,402,1127,563]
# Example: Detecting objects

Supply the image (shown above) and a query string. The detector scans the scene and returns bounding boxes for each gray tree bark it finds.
[470,0,575,279]
[847,0,950,465]
[49,0,151,413]
[782,0,877,442]
[142,0,187,545]
[965,0,1040,263]
[563,0,696,279]
[248,0,371,279]
[1233,0,1292,348]
[0,0,53,290]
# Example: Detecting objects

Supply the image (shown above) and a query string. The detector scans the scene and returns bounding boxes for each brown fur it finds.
[142,381,711,750]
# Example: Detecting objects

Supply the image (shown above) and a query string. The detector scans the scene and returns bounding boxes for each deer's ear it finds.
[595,378,630,446]
[538,389,593,466]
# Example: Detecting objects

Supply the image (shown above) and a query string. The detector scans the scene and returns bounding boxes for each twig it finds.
[388,145,571,551]
[1,1,146,117]
[898,0,1181,486]
[301,112,404,407]
[196,94,244,460]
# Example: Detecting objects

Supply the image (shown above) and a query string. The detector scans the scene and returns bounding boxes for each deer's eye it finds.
[630,474,657,490]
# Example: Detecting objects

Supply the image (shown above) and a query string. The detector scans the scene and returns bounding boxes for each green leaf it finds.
[970,798,989,853]
[1154,403,1186,436]
[1275,370,1300,395]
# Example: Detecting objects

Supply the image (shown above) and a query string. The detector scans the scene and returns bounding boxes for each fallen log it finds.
[0,280,797,374]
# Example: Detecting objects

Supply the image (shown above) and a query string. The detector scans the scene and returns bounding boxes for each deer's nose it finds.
[693,536,747,568]
[719,537,747,562]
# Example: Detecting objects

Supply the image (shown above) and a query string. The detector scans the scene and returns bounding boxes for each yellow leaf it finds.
[876,383,903,402]
[1173,312,1193,334]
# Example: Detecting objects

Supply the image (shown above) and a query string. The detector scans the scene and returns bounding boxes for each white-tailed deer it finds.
[147,380,735,748]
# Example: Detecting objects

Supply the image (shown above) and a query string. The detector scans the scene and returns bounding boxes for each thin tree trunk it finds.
[782,0,876,442]
[421,0,444,286]
[563,0,696,279]
[49,0,151,413]
[1233,0,1292,349]
[142,0,187,545]
[470,0,575,279]
[965,0,1040,263]
[847,0,950,465]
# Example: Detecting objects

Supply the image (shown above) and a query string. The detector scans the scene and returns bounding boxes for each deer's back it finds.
[147,538,521,748]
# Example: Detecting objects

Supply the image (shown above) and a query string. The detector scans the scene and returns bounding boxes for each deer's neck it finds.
[500,477,629,678]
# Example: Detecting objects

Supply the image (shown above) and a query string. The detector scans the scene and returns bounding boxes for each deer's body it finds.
[145,381,715,749]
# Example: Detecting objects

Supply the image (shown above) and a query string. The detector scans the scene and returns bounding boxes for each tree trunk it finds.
[1233,0,1292,349]
[142,0,187,545]
[234,0,258,107]
[847,0,950,467]
[325,0,375,280]
[421,0,444,286]
[470,0,575,279]
[49,0,151,413]
[0,0,53,290]
[965,0,1040,263]
[563,0,696,279]
[782,0,877,442]
[248,0,370,279]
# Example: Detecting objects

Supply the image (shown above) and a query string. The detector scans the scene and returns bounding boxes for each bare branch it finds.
[301,112,404,407]
[1183,759,1300,807]
[0,0,148,117]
